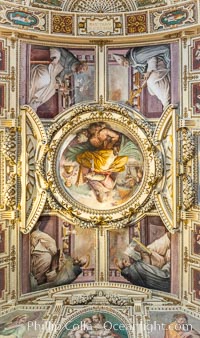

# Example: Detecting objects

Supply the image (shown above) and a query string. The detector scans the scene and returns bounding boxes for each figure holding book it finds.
[117,233,171,292]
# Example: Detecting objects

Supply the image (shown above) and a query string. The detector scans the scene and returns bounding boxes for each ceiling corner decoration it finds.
[20,106,47,234]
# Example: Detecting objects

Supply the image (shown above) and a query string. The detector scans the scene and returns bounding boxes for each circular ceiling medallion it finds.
[58,121,144,210]
[46,104,162,227]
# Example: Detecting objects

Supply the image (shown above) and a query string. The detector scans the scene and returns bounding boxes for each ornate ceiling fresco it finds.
[0,0,200,337]
[65,0,134,12]
[2,0,197,13]
[0,0,198,37]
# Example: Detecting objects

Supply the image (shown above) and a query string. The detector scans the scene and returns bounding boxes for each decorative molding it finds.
[184,247,199,273]
[183,65,198,91]
[89,39,113,52]
[181,211,200,221]
[31,0,64,10]
[0,67,15,92]
[0,245,16,272]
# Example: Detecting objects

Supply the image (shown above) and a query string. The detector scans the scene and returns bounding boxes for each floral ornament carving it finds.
[69,293,97,305]
[72,216,130,229]
[154,153,163,180]
[4,173,16,209]
[10,245,16,272]
[105,293,129,306]
[26,133,36,202]
[43,104,163,228]
[180,128,195,164]
[2,127,17,165]
[182,174,195,210]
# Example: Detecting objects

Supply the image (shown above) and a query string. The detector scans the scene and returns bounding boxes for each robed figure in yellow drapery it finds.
[64,123,143,203]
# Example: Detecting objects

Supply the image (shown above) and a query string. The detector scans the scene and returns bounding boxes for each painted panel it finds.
[135,0,166,8]
[21,44,96,118]
[107,43,179,118]
[193,269,200,301]
[0,310,45,337]
[32,0,63,7]
[0,84,5,113]
[151,3,197,31]
[0,267,5,298]
[6,11,38,26]
[197,136,200,204]
[192,224,200,256]
[59,122,143,208]
[0,41,6,71]
[0,225,5,253]
[149,311,200,337]
[0,6,47,32]
[192,39,200,71]
[59,311,129,338]
[108,217,178,293]
[22,216,95,293]
[192,83,200,114]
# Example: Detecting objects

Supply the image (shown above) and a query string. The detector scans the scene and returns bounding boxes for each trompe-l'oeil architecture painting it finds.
[0,0,200,337]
